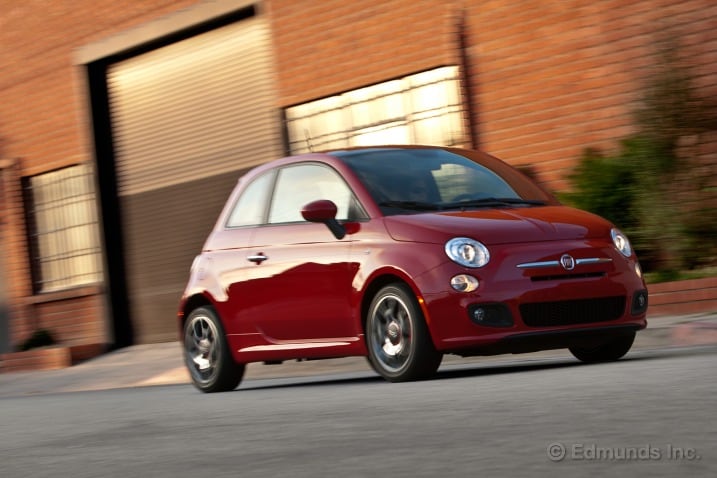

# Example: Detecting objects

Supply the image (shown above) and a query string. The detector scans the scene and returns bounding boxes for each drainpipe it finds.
[0,158,13,354]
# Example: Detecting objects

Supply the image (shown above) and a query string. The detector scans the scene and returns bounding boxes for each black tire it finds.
[366,283,442,382]
[183,306,245,393]
[569,332,636,363]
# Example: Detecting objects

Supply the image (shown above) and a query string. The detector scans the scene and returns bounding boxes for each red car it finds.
[179,145,648,392]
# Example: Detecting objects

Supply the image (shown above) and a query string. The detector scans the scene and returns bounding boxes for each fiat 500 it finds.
[179,145,648,392]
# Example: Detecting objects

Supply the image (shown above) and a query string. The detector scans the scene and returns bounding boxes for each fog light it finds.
[450,274,479,292]
[473,307,486,321]
[467,303,514,327]
[631,290,648,315]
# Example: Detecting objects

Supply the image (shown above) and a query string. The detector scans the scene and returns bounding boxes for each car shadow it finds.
[435,358,581,380]
[237,357,582,392]
[234,346,717,392]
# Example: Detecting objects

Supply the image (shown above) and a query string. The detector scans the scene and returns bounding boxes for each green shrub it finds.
[560,146,637,232]
[561,39,717,278]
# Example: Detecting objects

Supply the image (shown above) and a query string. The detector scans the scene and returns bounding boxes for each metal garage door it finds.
[107,15,282,343]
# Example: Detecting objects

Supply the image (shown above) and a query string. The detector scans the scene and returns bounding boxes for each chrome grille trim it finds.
[575,258,613,265]
[516,260,559,269]
[517,257,612,269]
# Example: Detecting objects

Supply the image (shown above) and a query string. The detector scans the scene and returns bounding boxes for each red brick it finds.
[0,347,71,373]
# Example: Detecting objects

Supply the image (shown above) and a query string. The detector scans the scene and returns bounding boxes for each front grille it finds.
[520,296,626,327]
[530,272,606,282]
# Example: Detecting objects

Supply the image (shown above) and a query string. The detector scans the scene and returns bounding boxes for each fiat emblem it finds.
[560,254,575,271]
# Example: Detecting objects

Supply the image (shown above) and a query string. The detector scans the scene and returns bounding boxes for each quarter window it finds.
[226,171,274,227]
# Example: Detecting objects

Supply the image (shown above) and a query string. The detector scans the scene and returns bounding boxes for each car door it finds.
[213,170,274,337]
[241,162,364,343]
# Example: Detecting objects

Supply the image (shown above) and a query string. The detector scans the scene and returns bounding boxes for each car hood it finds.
[383,206,613,245]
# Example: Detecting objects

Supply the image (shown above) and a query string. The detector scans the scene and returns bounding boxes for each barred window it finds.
[285,66,468,154]
[23,164,103,293]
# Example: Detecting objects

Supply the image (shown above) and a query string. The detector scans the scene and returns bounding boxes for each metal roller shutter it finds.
[107,15,282,343]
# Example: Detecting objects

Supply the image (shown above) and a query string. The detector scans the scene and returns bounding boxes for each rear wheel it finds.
[366,283,442,382]
[569,332,636,363]
[183,306,245,393]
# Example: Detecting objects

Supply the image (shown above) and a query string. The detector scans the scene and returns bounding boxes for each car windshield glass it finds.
[333,148,554,215]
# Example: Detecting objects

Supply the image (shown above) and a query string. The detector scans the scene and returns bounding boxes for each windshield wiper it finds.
[377,200,443,211]
[442,197,547,209]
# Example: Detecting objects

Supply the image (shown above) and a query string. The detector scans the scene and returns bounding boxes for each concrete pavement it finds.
[0,312,715,397]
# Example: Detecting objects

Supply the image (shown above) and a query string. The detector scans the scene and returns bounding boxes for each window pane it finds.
[226,171,274,227]
[335,148,538,216]
[353,123,410,146]
[284,66,468,154]
[25,164,103,293]
[432,162,516,202]
[268,164,354,223]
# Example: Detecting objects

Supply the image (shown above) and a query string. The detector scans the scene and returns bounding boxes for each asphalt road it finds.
[1,346,715,478]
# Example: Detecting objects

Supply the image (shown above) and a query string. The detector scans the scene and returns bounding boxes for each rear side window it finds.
[226,171,274,227]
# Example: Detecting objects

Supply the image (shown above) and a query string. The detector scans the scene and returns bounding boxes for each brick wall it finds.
[462,0,717,190]
[269,0,717,191]
[267,0,460,106]
[0,0,198,349]
[25,289,108,345]
[0,159,31,346]
[1,0,715,352]
[648,277,717,316]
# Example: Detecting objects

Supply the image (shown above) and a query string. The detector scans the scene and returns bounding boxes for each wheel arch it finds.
[359,271,432,336]
[179,293,216,332]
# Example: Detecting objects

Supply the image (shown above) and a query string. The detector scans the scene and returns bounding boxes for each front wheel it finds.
[569,332,636,363]
[183,306,245,393]
[366,284,442,382]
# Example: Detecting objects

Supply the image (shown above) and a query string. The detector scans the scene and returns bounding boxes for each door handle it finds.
[247,254,268,264]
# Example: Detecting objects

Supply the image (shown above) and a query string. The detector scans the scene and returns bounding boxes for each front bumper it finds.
[416,240,648,353]
[452,324,644,356]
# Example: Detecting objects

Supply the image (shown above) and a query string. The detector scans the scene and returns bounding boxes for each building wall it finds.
[268,0,717,189]
[0,0,715,350]
[267,0,461,106]
[1,159,34,347]
[0,0,198,349]
[467,0,717,188]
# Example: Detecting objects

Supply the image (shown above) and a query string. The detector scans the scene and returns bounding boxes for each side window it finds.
[268,164,358,224]
[226,171,274,227]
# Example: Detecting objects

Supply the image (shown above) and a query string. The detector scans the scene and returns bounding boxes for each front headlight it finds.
[611,228,632,257]
[445,237,490,268]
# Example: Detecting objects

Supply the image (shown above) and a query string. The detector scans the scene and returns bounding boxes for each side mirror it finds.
[301,200,346,240]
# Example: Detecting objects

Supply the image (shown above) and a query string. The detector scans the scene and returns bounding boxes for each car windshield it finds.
[332,147,556,215]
